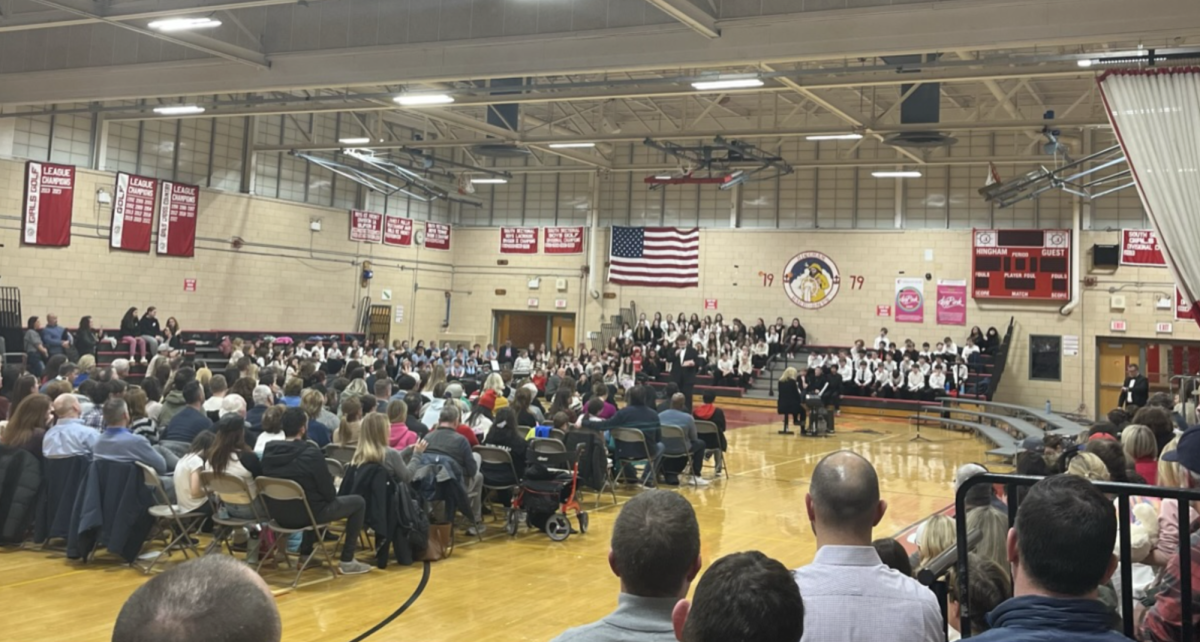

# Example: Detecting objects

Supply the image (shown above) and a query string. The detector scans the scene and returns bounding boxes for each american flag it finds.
[608,226,700,288]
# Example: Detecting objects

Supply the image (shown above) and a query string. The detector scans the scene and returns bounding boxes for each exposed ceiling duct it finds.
[473,78,531,158]
[879,54,958,149]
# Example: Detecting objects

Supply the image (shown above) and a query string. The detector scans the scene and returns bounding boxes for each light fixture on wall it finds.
[153,105,205,115]
[394,93,455,106]
[871,171,923,178]
[148,16,222,32]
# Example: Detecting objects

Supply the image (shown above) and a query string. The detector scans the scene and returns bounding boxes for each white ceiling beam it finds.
[2,0,1197,105]
[23,0,269,69]
[643,0,719,39]
[0,0,322,32]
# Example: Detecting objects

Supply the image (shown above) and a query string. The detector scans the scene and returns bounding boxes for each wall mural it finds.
[783,251,841,309]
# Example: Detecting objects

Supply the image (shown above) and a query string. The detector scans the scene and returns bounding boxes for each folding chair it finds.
[254,476,340,588]
[611,428,658,488]
[518,425,535,439]
[474,445,521,526]
[198,471,262,558]
[660,425,699,488]
[694,420,729,476]
[134,462,206,574]
[326,458,345,483]
[324,444,356,466]
[530,437,572,471]
[548,428,567,442]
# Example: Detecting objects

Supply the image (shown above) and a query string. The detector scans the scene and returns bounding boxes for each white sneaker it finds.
[338,560,372,575]
[690,476,711,487]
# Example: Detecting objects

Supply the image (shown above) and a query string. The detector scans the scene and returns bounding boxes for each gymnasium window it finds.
[1029,335,1063,382]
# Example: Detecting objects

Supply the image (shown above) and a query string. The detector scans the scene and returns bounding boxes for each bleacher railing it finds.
[953,473,1200,639]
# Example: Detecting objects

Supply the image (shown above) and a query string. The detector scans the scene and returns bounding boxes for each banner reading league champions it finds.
[23,161,75,247]
[111,172,158,253]
[157,181,200,257]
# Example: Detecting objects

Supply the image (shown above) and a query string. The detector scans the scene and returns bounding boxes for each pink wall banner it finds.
[424,221,451,251]
[111,172,158,253]
[22,161,75,247]
[1121,229,1167,267]
[349,210,383,243]
[500,227,538,254]
[156,181,199,257]
[544,226,585,254]
[383,214,413,246]
[936,280,967,325]
[894,278,925,323]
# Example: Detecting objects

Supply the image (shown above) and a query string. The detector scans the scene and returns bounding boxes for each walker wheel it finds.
[505,510,519,537]
[578,512,589,534]
[546,514,571,541]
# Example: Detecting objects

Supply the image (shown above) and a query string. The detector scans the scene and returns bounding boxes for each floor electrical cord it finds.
[346,561,432,642]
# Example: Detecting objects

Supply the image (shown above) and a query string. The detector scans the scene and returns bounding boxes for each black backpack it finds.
[396,480,430,561]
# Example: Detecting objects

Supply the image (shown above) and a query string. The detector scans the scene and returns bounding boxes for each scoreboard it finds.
[972,229,1071,300]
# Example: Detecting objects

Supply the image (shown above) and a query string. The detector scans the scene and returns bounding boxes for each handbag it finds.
[422,522,454,561]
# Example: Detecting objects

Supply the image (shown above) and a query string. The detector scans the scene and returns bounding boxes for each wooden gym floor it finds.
[0,410,1005,642]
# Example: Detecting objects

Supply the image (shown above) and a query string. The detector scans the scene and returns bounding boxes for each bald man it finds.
[43,393,99,459]
[793,451,942,642]
[112,555,281,642]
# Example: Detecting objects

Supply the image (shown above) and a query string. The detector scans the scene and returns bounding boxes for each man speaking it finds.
[670,335,699,410]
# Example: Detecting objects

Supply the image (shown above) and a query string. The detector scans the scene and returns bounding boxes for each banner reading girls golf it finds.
[23,161,75,247]
[895,278,925,323]
[157,181,200,257]
[110,172,158,252]
[936,280,967,325]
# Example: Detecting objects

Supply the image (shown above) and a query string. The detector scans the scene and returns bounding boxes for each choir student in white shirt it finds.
[926,364,947,401]
[738,346,755,388]
[952,357,970,393]
[942,336,959,356]
[873,327,891,351]
[874,365,892,397]
[904,365,926,400]
[851,363,874,396]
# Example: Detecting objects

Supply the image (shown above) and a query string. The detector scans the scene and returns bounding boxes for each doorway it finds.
[367,305,391,347]
[493,312,576,352]
[1096,338,1200,412]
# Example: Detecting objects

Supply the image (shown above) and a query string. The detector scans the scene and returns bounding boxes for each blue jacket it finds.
[67,459,155,563]
[971,596,1128,642]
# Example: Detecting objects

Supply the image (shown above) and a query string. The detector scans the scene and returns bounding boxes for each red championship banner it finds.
[110,172,158,252]
[349,210,383,243]
[22,161,75,247]
[425,221,451,251]
[544,226,584,254]
[1121,229,1167,267]
[500,227,538,254]
[157,181,199,257]
[1177,288,1196,321]
[383,214,413,246]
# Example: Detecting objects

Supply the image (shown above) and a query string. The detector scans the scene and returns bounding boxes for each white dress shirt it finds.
[794,546,943,642]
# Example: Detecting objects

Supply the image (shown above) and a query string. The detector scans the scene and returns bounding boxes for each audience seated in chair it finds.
[659,393,708,487]
[94,398,167,475]
[260,407,372,576]
[44,393,98,459]
[422,404,484,536]
[552,490,701,642]
[112,555,281,642]
[793,450,942,642]
[596,385,664,487]
[672,551,804,642]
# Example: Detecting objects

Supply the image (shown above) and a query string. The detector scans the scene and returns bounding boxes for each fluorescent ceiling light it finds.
[872,171,923,178]
[806,133,864,141]
[691,78,764,91]
[653,175,674,180]
[338,137,372,145]
[153,105,205,115]
[394,94,455,106]
[148,17,222,32]
[547,142,597,149]
[470,178,508,184]
[1077,59,1095,68]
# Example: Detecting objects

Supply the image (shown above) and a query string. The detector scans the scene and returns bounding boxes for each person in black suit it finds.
[497,340,516,368]
[669,335,698,410]
[1122,363,1150,410]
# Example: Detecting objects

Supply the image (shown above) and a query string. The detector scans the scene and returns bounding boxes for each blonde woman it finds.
[965,507,1010,579]
[776,367,805,433]
[348,412,425,484]
[1152,435,1197,566]
[482,372,505,396]
[916,514,955,570]
[1066,451,1110,481]
[334,397,363,446]
[1121,424,1158,485]
[341,378,368,408]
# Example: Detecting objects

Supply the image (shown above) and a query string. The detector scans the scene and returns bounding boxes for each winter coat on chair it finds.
[340,462,424,568]
[0,445,43,544]
[34,455,90,544]
[67,459,155,563]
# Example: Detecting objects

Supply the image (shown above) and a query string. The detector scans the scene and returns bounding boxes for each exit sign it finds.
[527,297,539,308]
[1111,319,1127,332]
